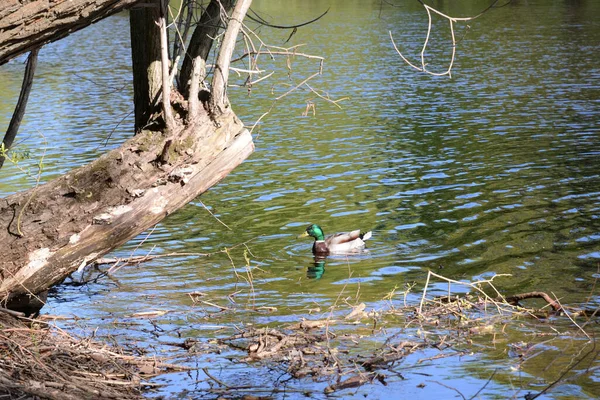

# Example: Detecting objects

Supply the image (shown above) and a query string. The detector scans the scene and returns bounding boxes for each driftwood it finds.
[0,312,188,399]
[504,291,561,312]
[0,0,147,65]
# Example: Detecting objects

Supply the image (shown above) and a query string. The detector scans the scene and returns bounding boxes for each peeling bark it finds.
[0,0,146,65]
[0,0,256,311]
[0,110,254,302]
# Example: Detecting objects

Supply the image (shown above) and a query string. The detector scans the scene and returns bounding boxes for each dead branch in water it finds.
[504,291,561,311]
[89,236,261,272]
[209,269,599,396]
[0,313,187,399]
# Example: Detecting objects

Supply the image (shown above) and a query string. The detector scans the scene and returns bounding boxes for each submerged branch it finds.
[504,291,561,311]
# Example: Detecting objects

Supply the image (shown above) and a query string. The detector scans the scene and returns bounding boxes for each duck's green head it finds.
[298,224,325,241]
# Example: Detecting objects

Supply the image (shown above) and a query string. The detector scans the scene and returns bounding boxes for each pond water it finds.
[1,0,600,398]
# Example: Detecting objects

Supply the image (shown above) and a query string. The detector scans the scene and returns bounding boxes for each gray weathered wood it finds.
[0,0,146,65]
[210,0,252,114]
[0,110,254,301]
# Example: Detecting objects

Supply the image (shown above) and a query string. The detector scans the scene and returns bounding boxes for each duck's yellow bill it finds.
[297,232,309,239]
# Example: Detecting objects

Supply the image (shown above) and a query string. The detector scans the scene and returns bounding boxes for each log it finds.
[0,109,254,302]
[0,0,147,65]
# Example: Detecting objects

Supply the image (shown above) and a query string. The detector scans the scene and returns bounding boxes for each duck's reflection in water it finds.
[307,256,326,279]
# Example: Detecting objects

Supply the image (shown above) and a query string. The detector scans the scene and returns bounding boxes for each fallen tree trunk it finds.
[0,0,146,65]
[0,109,254,302]
[1,0,257,314]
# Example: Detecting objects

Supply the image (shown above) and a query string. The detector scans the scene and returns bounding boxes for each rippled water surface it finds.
[1,0,600,398]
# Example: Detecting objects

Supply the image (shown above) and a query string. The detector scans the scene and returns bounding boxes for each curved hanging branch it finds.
[210,0,253,116]
[245,7,329,30]
[0,48,39,170]
[246,7,329,43]
[390,0,505,77]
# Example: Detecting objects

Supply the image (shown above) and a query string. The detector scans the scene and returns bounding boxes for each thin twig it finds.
[197,200,232,230]
[469,369,497,399]
[390,0,503,76]
[551,292,590,339]
[202,367,230,387]
[275,71,320,101]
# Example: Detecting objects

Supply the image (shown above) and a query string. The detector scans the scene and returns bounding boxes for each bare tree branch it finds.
[180,0,234,100]
[210,0,253,115]
[504,291,561,312]
[391,0,504,77]
[0,49,39,170]
[159,0,175,131]
[245,7,329,30]
[171,0,195,69]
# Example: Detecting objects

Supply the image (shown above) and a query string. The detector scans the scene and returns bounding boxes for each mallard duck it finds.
[298,224,372,255]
